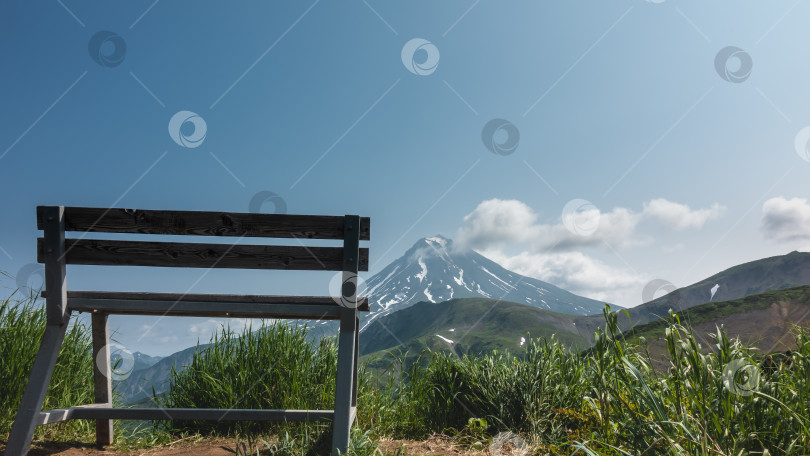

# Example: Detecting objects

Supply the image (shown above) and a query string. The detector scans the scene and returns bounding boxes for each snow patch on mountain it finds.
[415,257,428,282]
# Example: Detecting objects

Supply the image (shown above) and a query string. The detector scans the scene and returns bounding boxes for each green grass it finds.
[0,289,95,442]
[158,322,338,436]
[2,283,810,455]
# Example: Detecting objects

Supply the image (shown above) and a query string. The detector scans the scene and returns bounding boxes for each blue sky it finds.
[2,1,810,356]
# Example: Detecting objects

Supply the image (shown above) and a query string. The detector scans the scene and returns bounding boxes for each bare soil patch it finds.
[5,439,234,456]
[378,435,486,455]
[3,435,489,456]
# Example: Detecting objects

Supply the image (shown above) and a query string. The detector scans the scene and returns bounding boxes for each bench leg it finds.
[332,308,357,456]
[91,313,113,446]
[352,319,358,407]
[5,324,69,456]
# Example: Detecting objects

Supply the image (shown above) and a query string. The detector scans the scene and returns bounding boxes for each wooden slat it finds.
[69,299,346,319]
[333,307,358,454]
[63,292,369,313]
[42,206,67,325]
[37,404,109,426]
[38,239,369,271]
[91,313,113,445]
[37,206,370,240]
[5,325,69,455]
[37,408,71,425]
[54,291,368,310]
[67,407,334,422]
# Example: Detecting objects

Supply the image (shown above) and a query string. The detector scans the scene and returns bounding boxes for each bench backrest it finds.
[9,206,370,456]
[36,206,370,271]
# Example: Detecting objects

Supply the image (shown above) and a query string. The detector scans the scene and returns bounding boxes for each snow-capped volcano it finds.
[362,235,611,329]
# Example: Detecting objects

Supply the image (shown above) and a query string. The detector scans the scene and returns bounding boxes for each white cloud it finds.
[454,197,724,306]
[188,318,252,338]
[479,249,646,305]
[456,198,643,252]
[761,196,810,243]
[643,198,725,230]
[455,199,539,248]
[457,198,724,254]
[547,207,643,250]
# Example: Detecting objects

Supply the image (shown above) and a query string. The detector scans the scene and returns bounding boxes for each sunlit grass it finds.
[2,284,809,455]
[0,290,95,442]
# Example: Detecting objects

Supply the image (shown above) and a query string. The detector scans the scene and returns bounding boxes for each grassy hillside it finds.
[625,285,810,368]
[571,250,810,342]
[359,298,586,371]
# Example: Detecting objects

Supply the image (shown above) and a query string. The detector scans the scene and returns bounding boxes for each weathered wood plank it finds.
[37,408,71,426]
[332,308,358,456]
[91,313,113,446]
[5,325,69,456]
[38,239,369,271]
[353,325,359,407]
[332,215,361,455]
[67,407,334,422]
[49,291,368,310]
[36,404,109,426]
[68,299,352,319]
[42,206,67,325]
[37,207,370,240]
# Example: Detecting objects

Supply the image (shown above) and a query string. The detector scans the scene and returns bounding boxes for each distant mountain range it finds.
[131,351,163,372]
[569,250,810,341]
[360,285,810,374]
[115,243,810,404]
[358,251,810,369]
[115,346,200,403]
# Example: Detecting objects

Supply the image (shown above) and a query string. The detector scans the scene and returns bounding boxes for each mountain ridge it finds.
[362,235,614,329]
[568,250,810,340]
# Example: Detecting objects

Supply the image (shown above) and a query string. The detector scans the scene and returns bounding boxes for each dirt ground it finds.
[4,436,490,456]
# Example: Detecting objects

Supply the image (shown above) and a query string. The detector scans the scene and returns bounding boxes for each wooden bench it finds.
[6,206,370,456]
